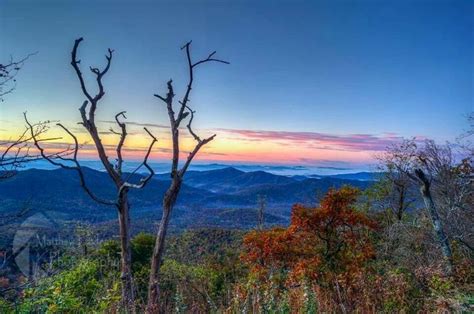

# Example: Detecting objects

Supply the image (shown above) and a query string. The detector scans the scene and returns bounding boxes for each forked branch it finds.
[176,41,229,127]
[153,41,227,179]
[147,40,227,312]
[178,104,216,176]
[23,112,115,205]
[72,38,118,182]
[71,37,113,107]
[121,127,157,192]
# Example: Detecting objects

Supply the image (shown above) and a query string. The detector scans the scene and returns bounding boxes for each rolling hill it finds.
[0,167,375,246]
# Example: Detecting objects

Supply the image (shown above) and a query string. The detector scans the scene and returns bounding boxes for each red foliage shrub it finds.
[240,187,381,311]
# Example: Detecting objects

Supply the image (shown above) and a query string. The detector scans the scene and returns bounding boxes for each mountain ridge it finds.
[0,167,374,234]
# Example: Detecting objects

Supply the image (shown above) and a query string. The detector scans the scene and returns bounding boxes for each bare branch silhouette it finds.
[25,37,158,311]
[0,119,69,179]
[0,52,37,101]
[147,41,228,312]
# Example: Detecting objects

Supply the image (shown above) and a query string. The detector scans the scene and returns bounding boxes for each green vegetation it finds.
[1,185,472,313]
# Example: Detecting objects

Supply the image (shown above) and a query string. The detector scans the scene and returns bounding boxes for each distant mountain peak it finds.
[216,166,243,174]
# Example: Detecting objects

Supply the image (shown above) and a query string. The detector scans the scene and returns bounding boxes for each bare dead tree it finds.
[0,53,36,101]
[423,141,473,255]
[376,152,417,221]
[24,38,158,312]
[381,139,465,275]
[412,167,453,275]
[146,41,228,312]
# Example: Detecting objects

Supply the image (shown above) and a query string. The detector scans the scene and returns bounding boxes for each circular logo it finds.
[12,211,69,279]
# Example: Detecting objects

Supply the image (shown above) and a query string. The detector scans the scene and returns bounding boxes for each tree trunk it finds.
[146,179,181,313]
[117,194,136,313]
[397,185,405,221]
[415,169,453,275]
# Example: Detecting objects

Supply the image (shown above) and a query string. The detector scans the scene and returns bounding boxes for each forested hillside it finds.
[1,182,472,312]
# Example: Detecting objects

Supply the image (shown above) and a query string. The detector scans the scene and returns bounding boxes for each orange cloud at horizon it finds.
[0,122,402,168]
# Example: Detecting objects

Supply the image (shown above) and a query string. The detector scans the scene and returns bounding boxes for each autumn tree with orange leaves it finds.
[239,186,378,311]
[243,186,376,280]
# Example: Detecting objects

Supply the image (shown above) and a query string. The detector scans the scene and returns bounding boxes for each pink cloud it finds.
[216,128,404,152]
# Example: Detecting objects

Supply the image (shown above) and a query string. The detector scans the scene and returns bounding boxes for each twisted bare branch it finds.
[0,119,68,178]
[153,41,227,179]
[176,41,229,127]
[147,40,228,311]
[114,111,127,175]
[23,112,115,205]
[72,38,119,183]
[120,127,157,192]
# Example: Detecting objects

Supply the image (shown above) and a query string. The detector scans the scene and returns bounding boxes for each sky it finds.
[0,0,472,171]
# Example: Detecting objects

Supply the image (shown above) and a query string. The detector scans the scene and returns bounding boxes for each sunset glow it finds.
[0,122,401,167]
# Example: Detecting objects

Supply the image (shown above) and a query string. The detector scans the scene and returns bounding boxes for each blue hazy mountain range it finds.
[0,166,379,245]
[20,159,375,176]
[1,166,376,216]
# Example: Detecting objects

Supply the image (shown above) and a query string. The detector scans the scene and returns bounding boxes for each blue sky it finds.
[0,0,472,167]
